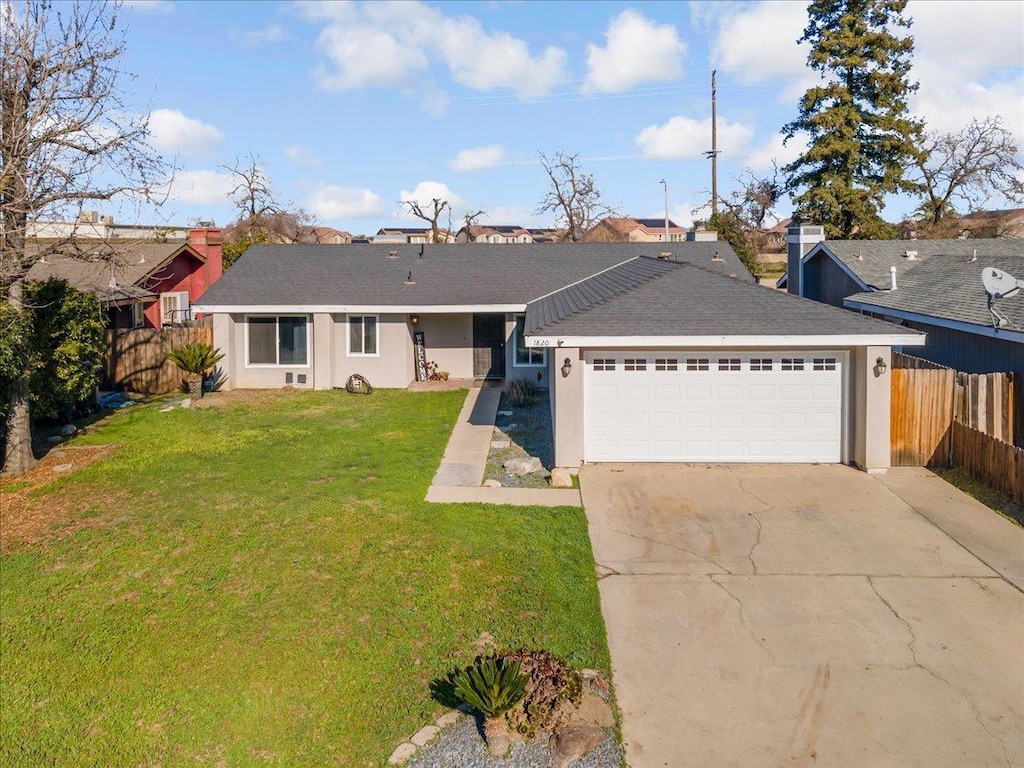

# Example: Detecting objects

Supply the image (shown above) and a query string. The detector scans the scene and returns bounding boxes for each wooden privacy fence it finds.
[890,366,956,466]
[955,371,1018,445]
[952,422,1024,504]
[105,320,213,394]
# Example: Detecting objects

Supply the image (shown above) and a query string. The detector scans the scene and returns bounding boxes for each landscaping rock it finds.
[549,724,606,768]
[46,436,63,443]
[59,424,77,436]
[550,467,573,488]
[565,689,614,729]
[483,479,502,488]
[388,742,417,764]
[52,463,74,474]
[435,710,461,728]
[502,422,518,431]
[179,398,192,409]
[505,456,542,476]
[497,410,513,417]
[411,725,439,747]
[490,440,510,449]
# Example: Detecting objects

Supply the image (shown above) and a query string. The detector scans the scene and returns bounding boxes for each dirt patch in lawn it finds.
[190,388,303,409]
[0,445,119,549]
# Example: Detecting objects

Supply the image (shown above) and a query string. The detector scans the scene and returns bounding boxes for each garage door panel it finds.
[584,352,843,464]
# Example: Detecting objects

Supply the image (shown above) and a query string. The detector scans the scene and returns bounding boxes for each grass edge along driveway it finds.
[0,389,610,767]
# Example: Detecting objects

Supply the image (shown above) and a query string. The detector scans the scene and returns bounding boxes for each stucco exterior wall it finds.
[551,347,585,468]
[221,312,315,390]
[852,345,892,473]
[330,313,414,389]
[417,314,473,379]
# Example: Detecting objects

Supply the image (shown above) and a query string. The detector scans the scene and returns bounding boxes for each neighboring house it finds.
[956,208,1024,239]
[456,224,536,244]
[764,218,792,249]
[778,222,1024,372]
[194,242,921,473]
[526,228,563,243]
[26,227,223,329]
[312,227,352,244]
[373,227,455,244]
[585,217,693,243]
[28,210,191,241]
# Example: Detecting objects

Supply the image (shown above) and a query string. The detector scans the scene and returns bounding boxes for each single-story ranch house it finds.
[194,243,924,472]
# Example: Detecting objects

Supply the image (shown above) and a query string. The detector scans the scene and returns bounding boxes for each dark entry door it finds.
[473,314,506,379]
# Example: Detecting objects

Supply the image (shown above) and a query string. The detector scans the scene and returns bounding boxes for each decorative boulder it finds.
[504,456,543,476]
[550,467,573,488]
[549,724,605,768]
[59,424,77,436]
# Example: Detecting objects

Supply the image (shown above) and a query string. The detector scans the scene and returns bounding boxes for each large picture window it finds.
[348,315,378,356]
[514,315,545,366]
[247,316,309,366]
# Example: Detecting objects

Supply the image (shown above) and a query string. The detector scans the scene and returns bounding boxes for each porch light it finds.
[874,356,887,376]
[561,357,572,377]
[410,314,419,326]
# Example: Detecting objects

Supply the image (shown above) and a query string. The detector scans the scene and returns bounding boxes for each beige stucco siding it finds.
[851,345,892,472]
[330,313,414,389]
[417,314,474,379]
[217,312,316,390]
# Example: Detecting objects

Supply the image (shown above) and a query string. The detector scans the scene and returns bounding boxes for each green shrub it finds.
[501,648,583,739]
[165,343,224,374]
[451,656,529,719]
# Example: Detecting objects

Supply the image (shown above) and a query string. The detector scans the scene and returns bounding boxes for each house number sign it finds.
[414,331,428,381]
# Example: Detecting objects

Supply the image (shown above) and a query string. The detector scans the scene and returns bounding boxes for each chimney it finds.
[786,217,825,296]
[686,222,718,242]
[189,225,223,290]
[889,265,898,290]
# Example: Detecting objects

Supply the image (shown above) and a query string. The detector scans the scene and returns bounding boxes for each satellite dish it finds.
[982,267,1022,299]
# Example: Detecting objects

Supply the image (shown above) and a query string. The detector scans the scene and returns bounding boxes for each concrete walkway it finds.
[426,387,581,507]
[582,463,1024,768]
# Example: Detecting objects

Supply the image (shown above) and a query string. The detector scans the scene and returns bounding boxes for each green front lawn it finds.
[1,390,609,766]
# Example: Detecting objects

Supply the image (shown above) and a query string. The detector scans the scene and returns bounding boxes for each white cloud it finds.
[669,202,712,229]
[124,0,174,13]
[163,169,234,205]
[148,109,223,154]
[301,1,568,98]
[285,145,321,168]
[744,131,808,172]
[397,181,464,211]
[710,1,808,84]
[229,24,291,45]
[307,184,384,220]
[583,10,686,92]
[450,145,508,172]
[636,115,754,160]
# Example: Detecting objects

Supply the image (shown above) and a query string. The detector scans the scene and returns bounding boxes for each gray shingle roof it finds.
[527,261,919,338]
[819,239,1024,289]
[845,253,1024,332]
[196,242,750,308]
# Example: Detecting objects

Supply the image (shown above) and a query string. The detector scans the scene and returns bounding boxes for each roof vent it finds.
[137,254,146,264]
[856,250,864,261]
[658,251,673,261]
[404,270,415,285]
[890,265,898,290]
[387,250,399,259]
[711,251,724,262]
[903,250,918,260]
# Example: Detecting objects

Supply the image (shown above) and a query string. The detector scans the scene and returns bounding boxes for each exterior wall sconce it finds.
[874,356,887,376]
[561,357,572,377]
[410,314,419,326]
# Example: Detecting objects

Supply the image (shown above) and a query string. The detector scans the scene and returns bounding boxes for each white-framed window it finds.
[624,358,647,371]
[718,358,742,371]
[514,315,545,366]
[782,358,805,371]
[686,358,710,371]
[160,291,189,325]
[592,358,616,371]
[750,358,774,371]
[130,302,145,328]
[655,358,678,371]
[246,315,310,367]
[347,314,379,356]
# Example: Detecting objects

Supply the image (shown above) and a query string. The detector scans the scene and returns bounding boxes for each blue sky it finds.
[118,0,1023,235]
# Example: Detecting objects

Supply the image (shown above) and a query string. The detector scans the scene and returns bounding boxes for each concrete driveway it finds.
[581,464,1024,767]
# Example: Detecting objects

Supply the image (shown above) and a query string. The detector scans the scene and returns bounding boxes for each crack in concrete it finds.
[747,512,763,576]
[710,576,777,664]
[593,520,732,574]
[866,577,1013,767]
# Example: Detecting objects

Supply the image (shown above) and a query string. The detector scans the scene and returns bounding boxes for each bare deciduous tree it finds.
[535,151,615,242]
[913,116,1024,226]
[399,198,450,243]
[1,0,164,475]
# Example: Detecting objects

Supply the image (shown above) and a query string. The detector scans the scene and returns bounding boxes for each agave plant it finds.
[451,656,529,757]
[166,343,224,398]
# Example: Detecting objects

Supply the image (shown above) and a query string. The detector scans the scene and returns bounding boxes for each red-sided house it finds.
[25,227,223,329]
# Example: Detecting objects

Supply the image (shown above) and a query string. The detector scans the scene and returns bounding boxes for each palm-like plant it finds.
[166,343,224,397]
[451,657,529,757]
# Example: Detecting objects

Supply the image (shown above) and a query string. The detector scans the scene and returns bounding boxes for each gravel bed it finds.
[406,716,622,768]
[484,391,554,489]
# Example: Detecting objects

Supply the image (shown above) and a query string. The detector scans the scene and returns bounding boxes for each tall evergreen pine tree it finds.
[783,0,924,238]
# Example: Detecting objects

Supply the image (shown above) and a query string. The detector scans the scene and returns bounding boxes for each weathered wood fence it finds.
[891,353,1023,501]
[104,320,213,394]
[952,422,1024,504]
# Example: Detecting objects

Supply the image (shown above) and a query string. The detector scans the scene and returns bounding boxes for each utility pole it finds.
[704,70,719,216]
[663,179,671,241]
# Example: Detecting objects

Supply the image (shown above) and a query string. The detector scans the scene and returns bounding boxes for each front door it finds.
[473,314,506,379]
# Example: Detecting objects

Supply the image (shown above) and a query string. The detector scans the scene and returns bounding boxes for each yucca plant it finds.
[451,656,529,757]
[166,343,224,398]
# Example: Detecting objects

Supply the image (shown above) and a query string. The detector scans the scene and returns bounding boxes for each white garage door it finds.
[584,352,844,463]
